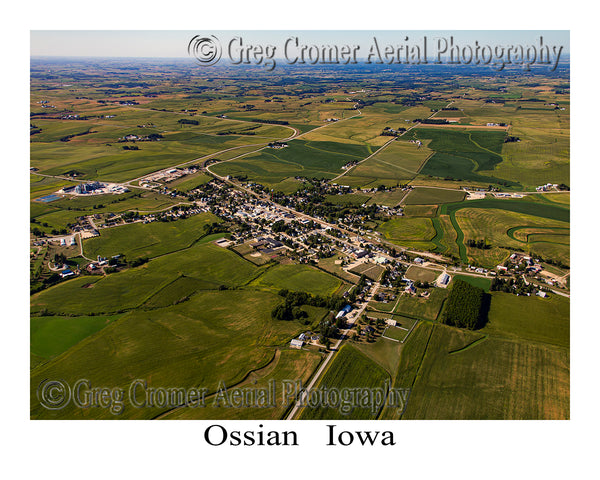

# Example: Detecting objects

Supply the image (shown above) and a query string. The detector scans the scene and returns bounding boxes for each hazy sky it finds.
[31,30,569,58]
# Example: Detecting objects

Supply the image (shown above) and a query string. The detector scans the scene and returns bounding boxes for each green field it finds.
[324,193,372,205]
[377,216,436,250]
[163,349,322,420]
[438,198,570,266]
[379,321,433,419]
[408,128,521,187]
[299,345,391,420]
[340,139,434,187]
[211,139,372,184]
[169,172,214,192]
[382,325,409,342]
[483,292,569,348]
[391,288,448,321]
[403,187,466,205]
[83,212,221,260]
[250,264,344,297]
[401,324,569,419]
[30,60,570,421]
[31,287,325,419]
[348,262,385,281]
[31,243,263,316]
[405,266,441,283]
[452,274,492,291]
[31,313,124,365]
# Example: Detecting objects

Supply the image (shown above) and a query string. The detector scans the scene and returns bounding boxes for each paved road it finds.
[285,281,380,420]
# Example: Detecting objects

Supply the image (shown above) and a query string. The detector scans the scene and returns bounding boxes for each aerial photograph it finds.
[29,30,570,421]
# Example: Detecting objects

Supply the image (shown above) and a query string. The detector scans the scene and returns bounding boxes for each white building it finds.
[436,272,450,288]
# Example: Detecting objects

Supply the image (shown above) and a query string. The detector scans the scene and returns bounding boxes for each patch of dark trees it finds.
[413,118,449,125]
[271,289,347,322]
[251,119,289,125]
[465,239,491,250]
[59,129,93,142]
[441,279,490,330]
[178,118,199,125]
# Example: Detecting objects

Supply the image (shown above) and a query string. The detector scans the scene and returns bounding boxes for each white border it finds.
[3,1,597,478]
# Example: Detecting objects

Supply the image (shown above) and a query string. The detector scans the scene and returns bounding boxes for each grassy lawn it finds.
[452,274,492,291]
[405,266,442,283]
[392,288,448,321]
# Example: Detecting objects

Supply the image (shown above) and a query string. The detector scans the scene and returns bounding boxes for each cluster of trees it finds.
[271,289,346,322]
[380,127,407,137]
[504,136,520,143]
[271,302,308,321]
[121,211,140,221]
[251,119,289,125]
[418,118,449,125]
[31,225,68,237]
[122,145,139,150]
[465,239,491,250]
[346,274,367,303]
[59,128,92,142]
[53,253,67,265]
[491,276,535,295]
[216,130,256,136]
[129,256,149,268]
[203,222,228,235]
[441,279,486,330]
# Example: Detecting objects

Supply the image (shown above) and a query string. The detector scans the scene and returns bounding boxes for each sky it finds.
[30,30,569,58]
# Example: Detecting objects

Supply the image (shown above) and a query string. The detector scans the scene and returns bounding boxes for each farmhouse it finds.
[290,339,304,349]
